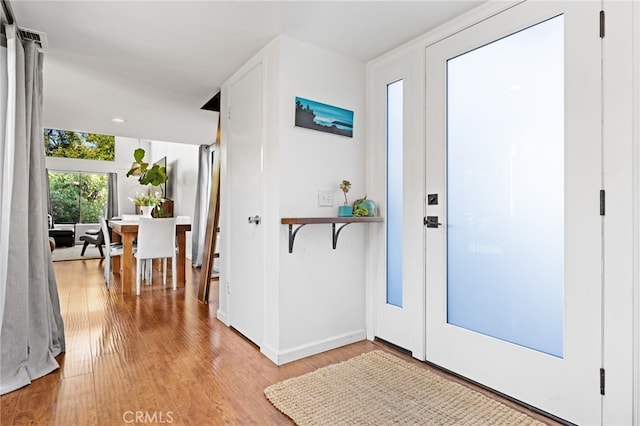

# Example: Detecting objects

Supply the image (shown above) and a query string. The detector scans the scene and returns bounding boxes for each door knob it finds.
[248,215,261,224]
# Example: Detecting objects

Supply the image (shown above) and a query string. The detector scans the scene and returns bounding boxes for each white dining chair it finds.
[176,215,191,224]
[134,218,176,295]
[99,216,124,288]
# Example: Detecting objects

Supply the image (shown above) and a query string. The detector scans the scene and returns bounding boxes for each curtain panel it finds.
[0,24,65,395]
[105,172,119,219]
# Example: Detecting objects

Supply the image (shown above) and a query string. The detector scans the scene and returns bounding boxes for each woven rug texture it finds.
[265,350,546,426]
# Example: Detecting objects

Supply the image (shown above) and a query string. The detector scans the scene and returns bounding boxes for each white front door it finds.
[371,54,425,357]
[228,62,264,346]
[425,2,602,424]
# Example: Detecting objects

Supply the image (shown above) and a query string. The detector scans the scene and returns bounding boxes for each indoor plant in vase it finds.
[127,148,168,217]
[338,180,353,217]
[130,191,162,217]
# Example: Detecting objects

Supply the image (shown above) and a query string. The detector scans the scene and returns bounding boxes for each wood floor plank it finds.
[0,388,19,425]
[51,374,97,426]
[0,258,563,425]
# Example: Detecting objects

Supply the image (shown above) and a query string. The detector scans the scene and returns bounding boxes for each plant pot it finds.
[139,205,154,218]
[338,205,353,217]
[356,199,376,217]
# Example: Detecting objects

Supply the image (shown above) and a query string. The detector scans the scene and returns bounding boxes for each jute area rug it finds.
[265,350,547,426]
[52,244,103,262]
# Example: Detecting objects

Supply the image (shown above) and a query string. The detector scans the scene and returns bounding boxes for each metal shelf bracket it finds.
[288,224,307,253]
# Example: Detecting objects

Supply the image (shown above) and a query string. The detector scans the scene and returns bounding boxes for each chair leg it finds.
[163,258,167,287]
[172,255,177,291]
[146,260,152,284]
[80,240,89,256]
[104,256,110,289]
[97,244,104,257]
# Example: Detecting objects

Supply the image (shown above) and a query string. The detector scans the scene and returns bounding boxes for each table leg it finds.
[177,231,186,288]
[121,234,135,294]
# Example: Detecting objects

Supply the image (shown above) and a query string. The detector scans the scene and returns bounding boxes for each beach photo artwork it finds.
[294,97,353,138]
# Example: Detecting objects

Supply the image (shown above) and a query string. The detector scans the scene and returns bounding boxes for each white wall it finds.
[273,36,367,362]
[220,36,367,364]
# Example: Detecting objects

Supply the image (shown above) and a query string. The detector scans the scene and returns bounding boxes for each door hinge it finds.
[600,189,605,216]
[600,368,605,395]
[599,10,605,38]
[228,107,231,120]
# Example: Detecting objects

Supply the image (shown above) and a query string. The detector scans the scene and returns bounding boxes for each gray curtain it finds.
[0,24,65,395]
[45,168,52,218]
[105,172,118,219]
[192,145,211,267]
[0,26,9,327]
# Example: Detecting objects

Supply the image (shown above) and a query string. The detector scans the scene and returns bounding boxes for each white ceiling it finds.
[9,1,482,145]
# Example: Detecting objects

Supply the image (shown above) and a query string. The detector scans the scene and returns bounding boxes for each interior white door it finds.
[372,55,424,356]
[228,62,264,346]
[425,2,602,424]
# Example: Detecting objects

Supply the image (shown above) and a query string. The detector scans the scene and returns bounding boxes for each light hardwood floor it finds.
[1,258,562,425]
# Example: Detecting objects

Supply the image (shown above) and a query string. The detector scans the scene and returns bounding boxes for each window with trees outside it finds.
[44,128,115,160]
[49,171,108,224]
[45,128,114,224]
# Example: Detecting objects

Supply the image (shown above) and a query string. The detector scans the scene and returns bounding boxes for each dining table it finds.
[109,217,192,294]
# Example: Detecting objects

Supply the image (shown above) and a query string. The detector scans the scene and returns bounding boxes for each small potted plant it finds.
[130,191,162,217]
[352,194,376,217]
[338,180,353,217]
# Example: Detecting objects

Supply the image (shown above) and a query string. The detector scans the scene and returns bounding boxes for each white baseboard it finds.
[216,308,228,325]
[261,344,279,364]
[265,329,367,366]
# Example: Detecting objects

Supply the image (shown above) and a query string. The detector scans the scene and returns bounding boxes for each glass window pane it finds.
[446,16,564,357]
[49,171,108,224]
[387,80,403,307]
[44,128,115,161]
[79,173,108,223]
[49,172,80,224]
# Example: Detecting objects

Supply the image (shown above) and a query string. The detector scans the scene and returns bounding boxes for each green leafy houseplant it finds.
[129,191,162,207]
[126,148,168,187]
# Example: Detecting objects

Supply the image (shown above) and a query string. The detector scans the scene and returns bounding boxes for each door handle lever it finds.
[248,215,261,225]
[424,216,442,228]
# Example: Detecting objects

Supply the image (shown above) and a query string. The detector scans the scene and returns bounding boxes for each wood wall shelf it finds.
[281,216,383,253]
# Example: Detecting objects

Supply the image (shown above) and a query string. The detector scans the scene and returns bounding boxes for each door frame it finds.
[425,4,603,423]
[634,1,640,422]
[218,52,267,345]
[366,1,636,423]
[366,51,426,360]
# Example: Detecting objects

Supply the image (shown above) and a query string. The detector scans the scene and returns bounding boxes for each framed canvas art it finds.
[294,97,353,138]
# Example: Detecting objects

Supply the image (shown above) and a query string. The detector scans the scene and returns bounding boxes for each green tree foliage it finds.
[44,128,115,161]
[49,172,107,223]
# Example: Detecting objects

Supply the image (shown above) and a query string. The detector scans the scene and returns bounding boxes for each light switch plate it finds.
[318,190,333,207]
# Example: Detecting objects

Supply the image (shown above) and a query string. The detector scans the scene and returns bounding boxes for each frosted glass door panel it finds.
[387,80,403,307]
[446,16,564,357]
